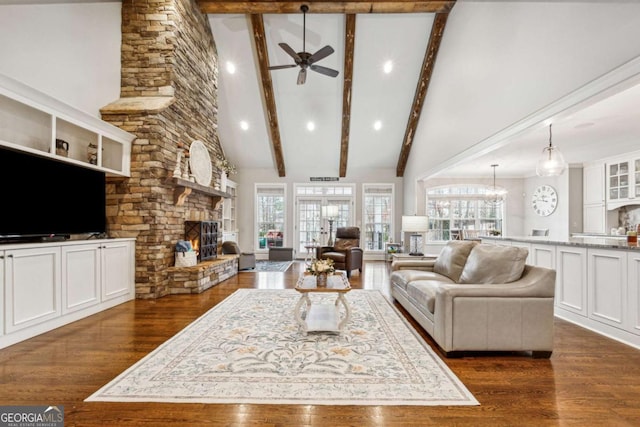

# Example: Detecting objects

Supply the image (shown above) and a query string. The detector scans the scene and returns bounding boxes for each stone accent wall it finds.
[167,255,238,294]
[101,0,226,299]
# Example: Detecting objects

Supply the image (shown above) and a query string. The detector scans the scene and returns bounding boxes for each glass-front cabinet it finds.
[606,153,640,209]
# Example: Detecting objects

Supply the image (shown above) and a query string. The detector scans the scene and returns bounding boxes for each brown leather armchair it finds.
[316,227,363,278]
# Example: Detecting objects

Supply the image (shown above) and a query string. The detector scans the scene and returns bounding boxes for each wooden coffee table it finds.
[294,273,351,335]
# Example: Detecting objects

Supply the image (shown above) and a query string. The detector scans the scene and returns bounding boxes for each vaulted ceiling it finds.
[203,0,455,178]
[203,0,640,183]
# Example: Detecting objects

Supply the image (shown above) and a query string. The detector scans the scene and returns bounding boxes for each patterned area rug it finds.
[251,260,293,272]
[86,289,478,406]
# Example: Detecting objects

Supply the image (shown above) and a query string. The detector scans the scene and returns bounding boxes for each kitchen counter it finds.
[481,235,640,251]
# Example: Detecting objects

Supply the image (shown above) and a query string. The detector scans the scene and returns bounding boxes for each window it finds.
[363,184,393,251]
[255,184,286,250]
[426,185,503,241]
[295,184,355,252]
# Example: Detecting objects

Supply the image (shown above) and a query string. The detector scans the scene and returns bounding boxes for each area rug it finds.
[86,289,478,406]
[251,260,293,272]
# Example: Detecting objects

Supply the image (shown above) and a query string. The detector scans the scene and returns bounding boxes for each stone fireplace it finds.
[99,0,230,299]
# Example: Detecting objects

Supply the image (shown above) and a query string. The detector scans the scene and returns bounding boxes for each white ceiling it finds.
[208,2,640,181]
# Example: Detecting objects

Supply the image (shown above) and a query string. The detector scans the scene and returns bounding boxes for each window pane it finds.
[256,186,285,249]
[363,185,393,251]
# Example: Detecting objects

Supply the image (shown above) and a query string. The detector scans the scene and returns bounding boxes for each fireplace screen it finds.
[185,221,218,262]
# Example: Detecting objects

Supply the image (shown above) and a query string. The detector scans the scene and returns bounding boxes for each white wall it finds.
[0,2,122,117]
[404,1,640,216]
[233,167,403,256]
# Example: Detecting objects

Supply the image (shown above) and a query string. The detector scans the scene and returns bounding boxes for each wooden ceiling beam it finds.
[199,1,456,14]
[395,11,448,177]
[339,14,356,178]
[250,14,287,177]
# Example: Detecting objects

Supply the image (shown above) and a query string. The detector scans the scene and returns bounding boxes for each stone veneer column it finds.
[101,0,224,299]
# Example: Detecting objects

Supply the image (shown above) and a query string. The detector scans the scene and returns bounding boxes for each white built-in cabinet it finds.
[583,162,606,233]
[482,236,640,348]
[0,73,134,177]
[1,238,135,349]
[222,179,238,242]
[587,248,627,330]
[555,246,588,317]
[606,152,640,210]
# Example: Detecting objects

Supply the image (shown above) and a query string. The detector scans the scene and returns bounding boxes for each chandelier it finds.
[536,123,566,177]
[486,164,507,206]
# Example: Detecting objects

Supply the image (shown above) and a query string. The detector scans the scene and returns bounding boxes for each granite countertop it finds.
[481,235,640,251]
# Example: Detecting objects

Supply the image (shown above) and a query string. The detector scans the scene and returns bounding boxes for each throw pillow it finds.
[334,239,357,251]
[433,240,478,282]
[458,244,528,284]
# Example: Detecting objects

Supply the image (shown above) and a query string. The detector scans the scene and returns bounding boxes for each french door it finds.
[295,197,352,255]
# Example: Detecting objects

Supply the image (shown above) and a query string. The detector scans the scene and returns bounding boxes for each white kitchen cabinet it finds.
[587,248,627,330]
[583,162,606,233]
[555,246,588,316]
[1,238,135,349]
[4,246,61,334]
[627,251,640,335]
[0,73,134,177]
[606,153,640,210]
[531,244,555,269]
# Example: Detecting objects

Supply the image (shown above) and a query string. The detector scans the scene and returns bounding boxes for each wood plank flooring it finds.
[1,260,639,426]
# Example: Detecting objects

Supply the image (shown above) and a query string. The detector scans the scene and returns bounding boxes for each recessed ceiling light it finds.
[373,120,382,131]
[306,121,315,132]
[383,60,393,74]
[239,120,249,131]
[226,61,236,74]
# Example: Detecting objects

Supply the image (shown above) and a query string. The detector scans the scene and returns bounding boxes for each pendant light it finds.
[536,124,566,177]
[486,164,507,206]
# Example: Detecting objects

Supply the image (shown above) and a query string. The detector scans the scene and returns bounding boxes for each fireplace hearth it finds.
[185,221,218,262]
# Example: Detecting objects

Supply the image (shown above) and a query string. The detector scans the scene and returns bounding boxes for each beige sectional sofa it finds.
[390,240,556,358]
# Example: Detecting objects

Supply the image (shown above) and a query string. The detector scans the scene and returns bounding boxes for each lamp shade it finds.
[402,215,429,232]
[322,205,339,218]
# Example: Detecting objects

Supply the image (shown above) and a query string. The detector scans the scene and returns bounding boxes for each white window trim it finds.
[362,183,395,253]
[254,183,287,253]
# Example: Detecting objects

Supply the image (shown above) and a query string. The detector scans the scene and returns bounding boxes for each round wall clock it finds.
[532,185,558,217]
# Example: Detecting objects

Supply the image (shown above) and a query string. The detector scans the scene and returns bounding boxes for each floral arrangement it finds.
[307,258,335,276]
[217,158,237,175]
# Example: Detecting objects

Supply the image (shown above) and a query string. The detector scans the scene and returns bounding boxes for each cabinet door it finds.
[101,241,133,301]
[588,248,627,330]
[583,204,606,234]
[61,244,100,314]
[627,252,640,335]
[4,246,61,333]
[583,163,605,205]
[531,244,555,269]
[0,250,4,336]
[555,246,587,316]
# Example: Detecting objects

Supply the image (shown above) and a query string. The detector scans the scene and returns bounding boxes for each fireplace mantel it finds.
[169,177,231,209]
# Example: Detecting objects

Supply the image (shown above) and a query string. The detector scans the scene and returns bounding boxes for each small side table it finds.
[303,243,320,266]
[384,242,403,262]
[294,274,351,335]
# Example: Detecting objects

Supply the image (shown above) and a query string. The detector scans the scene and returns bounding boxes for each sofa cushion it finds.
[433,240,478,282]
[458,244,528,284]
[390,270,454,291]
[406,280,442,314]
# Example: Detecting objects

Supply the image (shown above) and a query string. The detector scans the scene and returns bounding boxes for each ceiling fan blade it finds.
[310,64,339,78]
[308,45,334,64]
[268,64,298,70]
[297,68,307,85]
[278,43,301,63]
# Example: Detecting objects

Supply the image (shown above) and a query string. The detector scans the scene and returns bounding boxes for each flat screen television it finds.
[0,147,106,242]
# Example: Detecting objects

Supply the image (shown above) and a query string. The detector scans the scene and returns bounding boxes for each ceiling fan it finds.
[268,5,339,85]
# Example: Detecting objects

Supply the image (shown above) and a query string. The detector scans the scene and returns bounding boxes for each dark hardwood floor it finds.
[1,260,639,426]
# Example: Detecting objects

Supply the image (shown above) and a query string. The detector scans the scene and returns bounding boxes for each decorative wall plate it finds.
[189,140,212,186]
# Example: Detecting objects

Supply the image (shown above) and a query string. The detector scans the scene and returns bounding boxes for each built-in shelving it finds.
[0,73,135,177]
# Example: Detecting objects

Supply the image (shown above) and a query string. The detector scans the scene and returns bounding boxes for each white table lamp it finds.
[402,215,429,256]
